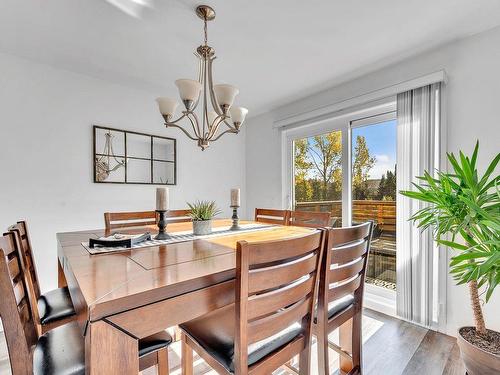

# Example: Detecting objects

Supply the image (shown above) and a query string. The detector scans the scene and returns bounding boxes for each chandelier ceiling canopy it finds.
[156,5,248,150]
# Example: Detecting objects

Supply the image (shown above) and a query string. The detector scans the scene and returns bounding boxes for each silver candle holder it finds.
[230,206,241,231]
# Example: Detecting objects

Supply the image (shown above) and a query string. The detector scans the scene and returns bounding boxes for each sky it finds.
[352,119,397,179]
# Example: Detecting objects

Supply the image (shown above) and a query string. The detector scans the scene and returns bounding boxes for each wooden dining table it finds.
[57,219,320,374]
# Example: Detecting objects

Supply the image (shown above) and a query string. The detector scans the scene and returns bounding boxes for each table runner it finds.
[82,223,274,255]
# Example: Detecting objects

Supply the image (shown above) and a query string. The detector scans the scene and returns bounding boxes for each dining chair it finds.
[180,229,326,375]
[289,211,331,228]
[0,231,172,375]
[254,208,290,225]
[104,210,157,231]
[165,209,192,223]
[314,221,373,375]
[8,221,76,336]
[104,209,192,231]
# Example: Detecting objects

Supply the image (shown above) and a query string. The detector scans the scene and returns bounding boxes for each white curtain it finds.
[396,83,441,327]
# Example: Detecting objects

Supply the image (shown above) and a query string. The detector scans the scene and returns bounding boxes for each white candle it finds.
[230,188,240,207]
[156,187,169,211]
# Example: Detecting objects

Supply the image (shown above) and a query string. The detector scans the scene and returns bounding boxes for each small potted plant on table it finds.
[187,200,221,236]
[401,141,499,375]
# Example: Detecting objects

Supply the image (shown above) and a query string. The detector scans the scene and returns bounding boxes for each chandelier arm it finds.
[165,123,199,141]
[207,114,227,140]
[206,117,221,140]
[186,112,202,139]
[222,121,237,130]
[164,113,188,125]
[207,57,222,116]
[207,57,236,129]
[189,93,202,113]
[202,57,208,138]
[216,118,238,132]
[184,56,202,113]
[210,128,238,142]
[196,52,203,82]
[221,117,234,130]
[165,112,202,140]
[188,111,203,139]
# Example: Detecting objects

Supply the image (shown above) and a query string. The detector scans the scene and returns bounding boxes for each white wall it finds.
[245,26,500,336]
[245,112,284,216]
[0,52,246,292]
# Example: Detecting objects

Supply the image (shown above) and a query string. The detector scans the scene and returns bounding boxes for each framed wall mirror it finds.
[93,125,176,185]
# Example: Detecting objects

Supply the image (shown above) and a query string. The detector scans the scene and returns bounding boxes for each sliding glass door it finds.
[351,116,397,292]
[285,102,398,313]
[285,95,444,325]
[292,130,343,227]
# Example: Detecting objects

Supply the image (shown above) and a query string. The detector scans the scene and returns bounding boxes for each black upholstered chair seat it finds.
[33,322,172,375]
[33,322,85,375]
[139,331,173,356]
[327,295,355,318]
[314,294,355,323]
[37,287,76,325]
[180,304,302,373]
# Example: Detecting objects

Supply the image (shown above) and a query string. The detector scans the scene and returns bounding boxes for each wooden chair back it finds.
[104,209,192,231]
[0,232,38,375]
[319,222,373,322]
[289,211,331,228]
[8,221,41,300]
[234,230,325,373]
[104,211,157,231]
[166,209,192,224]
[254,208,289,225]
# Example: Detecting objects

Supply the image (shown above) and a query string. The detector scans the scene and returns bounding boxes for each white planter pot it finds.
[192,220,212,235]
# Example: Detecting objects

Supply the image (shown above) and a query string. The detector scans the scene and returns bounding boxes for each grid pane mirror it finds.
[93,125,176,185]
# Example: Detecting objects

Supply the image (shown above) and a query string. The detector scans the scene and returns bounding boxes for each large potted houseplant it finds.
[187,200,221,235]
[400,142,499,374]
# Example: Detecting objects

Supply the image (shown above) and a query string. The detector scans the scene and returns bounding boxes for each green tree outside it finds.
[352,135,376,200]
[294,133,396,203]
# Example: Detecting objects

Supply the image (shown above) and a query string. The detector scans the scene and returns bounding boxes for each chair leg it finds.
[298,346,311,375]
[157,347,169,375]
[339,318,353,375]
[351,312,362,374]
[181,333,193,375]
[316,328,330,375]
[174,326,183,341]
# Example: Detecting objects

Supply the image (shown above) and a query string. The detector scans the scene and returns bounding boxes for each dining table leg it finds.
[57,259,67,288]
[85,320,139,374]
[339,317,353,375]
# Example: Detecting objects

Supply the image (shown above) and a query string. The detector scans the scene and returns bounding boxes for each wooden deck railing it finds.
[295,200,396,233]
[296,200,397,287]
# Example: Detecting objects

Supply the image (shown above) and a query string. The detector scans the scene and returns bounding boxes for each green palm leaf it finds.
[400,140,499,303]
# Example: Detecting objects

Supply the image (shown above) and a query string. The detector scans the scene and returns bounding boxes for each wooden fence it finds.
[295,200,396,233]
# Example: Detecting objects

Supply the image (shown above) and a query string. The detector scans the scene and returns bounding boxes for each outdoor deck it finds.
[296,200,397,290]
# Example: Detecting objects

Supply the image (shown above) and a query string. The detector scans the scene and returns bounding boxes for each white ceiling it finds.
[1,0,500,116]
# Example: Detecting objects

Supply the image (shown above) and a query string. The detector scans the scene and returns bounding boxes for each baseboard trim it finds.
[364,286,397,317]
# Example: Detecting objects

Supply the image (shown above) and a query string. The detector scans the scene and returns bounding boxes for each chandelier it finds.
[156,5,248,150]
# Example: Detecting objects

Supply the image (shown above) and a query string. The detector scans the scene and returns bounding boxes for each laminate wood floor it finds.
[0,309,465,375]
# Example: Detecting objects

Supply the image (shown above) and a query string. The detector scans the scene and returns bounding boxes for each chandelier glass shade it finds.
[156,5,248,150]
